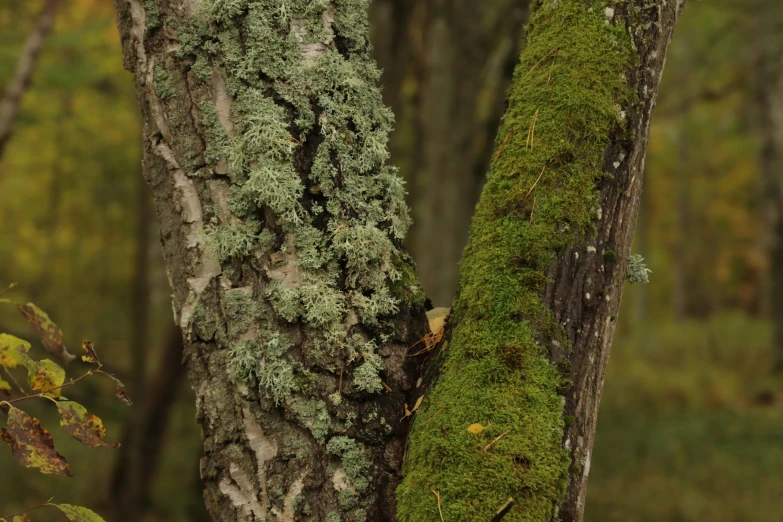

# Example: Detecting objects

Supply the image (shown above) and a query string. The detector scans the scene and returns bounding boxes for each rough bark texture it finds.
[399,1,686,521]
[370,0,529,306]
[114,1,426,521]
[0,0,59,160]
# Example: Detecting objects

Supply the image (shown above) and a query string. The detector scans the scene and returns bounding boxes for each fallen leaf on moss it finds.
[467,423,485,434]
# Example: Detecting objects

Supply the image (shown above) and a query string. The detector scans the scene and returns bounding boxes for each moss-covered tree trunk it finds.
[398,1,686,521]
[113,1,427,520]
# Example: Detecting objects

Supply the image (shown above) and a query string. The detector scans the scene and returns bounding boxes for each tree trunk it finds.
[399,1,686,521]
[371,0,529,306]
[753,15,783,371]
[0,0,59,161]
[114,1,426,521]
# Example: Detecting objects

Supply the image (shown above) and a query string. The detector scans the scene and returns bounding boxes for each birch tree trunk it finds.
[399,1,686,520]
[114,1,427,520]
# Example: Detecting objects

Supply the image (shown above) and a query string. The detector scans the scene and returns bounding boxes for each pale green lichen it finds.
[626,253,651,284]
[325,513,341,522]
[397,1,636,520]
[326,436,371,492]
[204,219,261,261]
[153,65,176,100]
[293,399,330,443]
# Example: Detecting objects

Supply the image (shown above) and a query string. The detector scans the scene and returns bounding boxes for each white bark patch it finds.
[267,234,302,288]
[242,407,278,518]
[271,470,308,522]
[211,68,235,137]
[332,468,356,493]
[208,180,231,223]
[219,463,266,522]
[293,5,336,66]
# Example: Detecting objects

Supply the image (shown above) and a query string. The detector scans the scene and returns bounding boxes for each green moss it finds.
[604,249,618,262]
[397,1,635,520]
[325,513,341,522]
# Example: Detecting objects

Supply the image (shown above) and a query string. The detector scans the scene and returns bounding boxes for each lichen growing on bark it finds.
[129,0,425,518]
[397,1,635,520]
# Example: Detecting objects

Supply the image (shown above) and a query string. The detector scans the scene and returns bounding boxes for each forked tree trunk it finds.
[114,1,426,520]
[398,1,686,521]
[115,1,684,521]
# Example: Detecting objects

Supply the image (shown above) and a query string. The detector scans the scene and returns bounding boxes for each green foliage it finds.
[587,315,783,522]
[398,1,635,520]
[0,298,122,521]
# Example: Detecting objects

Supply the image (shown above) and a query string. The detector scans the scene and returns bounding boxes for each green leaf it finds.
[13,515,32,522]
[0,333,30,369]
[25,359,65,398]
[52,504,106,522]
[0,377,11,397]
[16,303,76,363]
[2,407,71,476]
[56,401,117,449]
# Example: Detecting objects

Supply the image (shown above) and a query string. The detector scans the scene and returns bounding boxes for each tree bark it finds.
[114,1,426,521]
[0,0,59,161]
[399,1,686,521]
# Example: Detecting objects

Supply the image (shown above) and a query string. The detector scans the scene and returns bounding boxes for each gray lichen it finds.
[626,253,652,284]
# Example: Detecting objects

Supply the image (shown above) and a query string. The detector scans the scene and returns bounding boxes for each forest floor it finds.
[586,314,783,522]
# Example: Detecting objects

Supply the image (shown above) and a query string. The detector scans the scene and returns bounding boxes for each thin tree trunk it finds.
[106,170,154,521]
[372,0,528,306]
[114,2,427,520]
[0,0,59,160]
[753,16,783,371]
[108,329,187,521]
[399,1,686,521]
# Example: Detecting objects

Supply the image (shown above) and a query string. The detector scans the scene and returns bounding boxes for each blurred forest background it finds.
[1,0,782,521]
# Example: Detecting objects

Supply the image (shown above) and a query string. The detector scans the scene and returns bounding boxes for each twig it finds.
[529,196,537,224]
[493,131,512,163]
[0,497,53,520]
[490,498,516,522]
[421,407,445,425]
[524,166,547,200]
[338,364,344,397]
[483,430,511,452]
[431,489,445,522]
[526,109,540,150]
[520,46,559,83]
[3,366,24,394]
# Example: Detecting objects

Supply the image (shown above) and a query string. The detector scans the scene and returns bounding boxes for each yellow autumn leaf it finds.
[0,333,30,368]
[426,307,450,334]
[412,395,424,413]
[467,423,485,434]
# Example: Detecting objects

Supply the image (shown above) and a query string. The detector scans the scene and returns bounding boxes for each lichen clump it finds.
[397,1,635,520]
[163,0,423,517]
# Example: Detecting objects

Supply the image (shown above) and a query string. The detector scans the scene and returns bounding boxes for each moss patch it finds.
[397,1,634,520]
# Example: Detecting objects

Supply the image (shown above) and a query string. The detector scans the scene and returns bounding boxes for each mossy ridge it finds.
[397,1,634,521]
